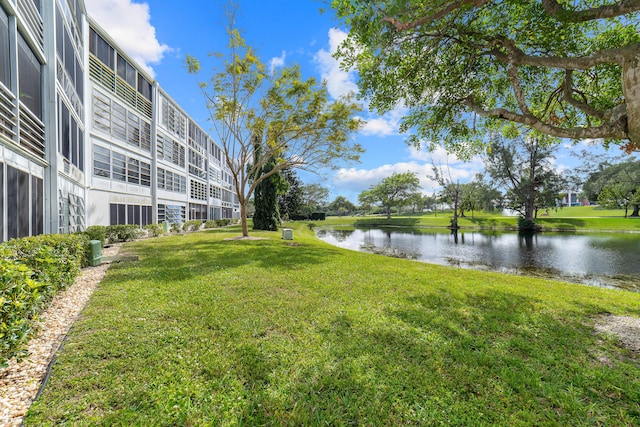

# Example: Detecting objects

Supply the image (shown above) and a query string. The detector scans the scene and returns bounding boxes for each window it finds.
[190,180,207,201]
[157,167,186,193]
[117,54,136,87]
[0,6,10,88]
[110,203,126,225]
[189,203,207,220]
[140,161,151,187]
[92,92,151,151]
[112,151,126,181]
[110,203,151,226]
[138,74,152,101]
[93,145,110,177]
[157,132,185,167]
[189,148,207,180]
[93,145,150,187]
[5,165,41,240]
[89,28,114,69]
[158,204,185,224]
[56,5,84,103]
[161,96,186,139]
[18,33,42,119]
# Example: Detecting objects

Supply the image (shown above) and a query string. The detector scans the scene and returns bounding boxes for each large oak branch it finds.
[465,97,629,140]
[542,0,640,22]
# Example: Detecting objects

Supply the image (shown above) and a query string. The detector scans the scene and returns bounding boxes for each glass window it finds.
[112,102,126,140]
[71,115,78,166]
[64,27,74,81]
[112,152,126,181]
[93,145,110,178]
[18,33,43,119]
[61,101,70,158]
[0,6,8,87]
[138,74,152,101]
[127,157,139,184]
[31,175,43,236]
[90,28,114,69]
[117,54,136,88]
[140,161,151,187]
[78,129,84,172]
[55,6,63,57]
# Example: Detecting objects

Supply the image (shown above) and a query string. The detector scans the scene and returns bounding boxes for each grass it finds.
[325,206,640,232]
[24,222,640,426]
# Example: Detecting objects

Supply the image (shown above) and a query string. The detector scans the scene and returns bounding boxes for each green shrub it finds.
[183,220,203,232]
[215,219,232,227]
[105,224,140,244]
[0,256,43,366]
[170,222,182,234]
[204,220,217,229]
[0,233,89,366]
[145,223,164,237]
[84,225,106,248]
[2,234,89,287]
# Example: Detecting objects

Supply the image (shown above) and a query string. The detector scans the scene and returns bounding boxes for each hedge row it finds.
[0,234,89,367]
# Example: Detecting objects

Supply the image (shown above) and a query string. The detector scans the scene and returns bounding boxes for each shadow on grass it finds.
[105,228,341,285]
[536,218,587,230]
[298,288,640,425]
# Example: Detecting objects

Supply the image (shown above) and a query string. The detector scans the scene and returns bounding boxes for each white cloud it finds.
[333,158,482,197]
[269,51,286,74]
[85,0,170,77]
[313,28,358,99]
[358,106,407,137]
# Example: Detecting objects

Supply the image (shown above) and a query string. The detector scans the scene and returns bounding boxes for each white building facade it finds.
[0,0,238,243]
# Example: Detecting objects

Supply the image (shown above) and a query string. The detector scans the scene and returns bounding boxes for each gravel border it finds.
[0,244,121,427]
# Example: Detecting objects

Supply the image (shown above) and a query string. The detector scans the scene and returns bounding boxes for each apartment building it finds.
[0,0,238,243]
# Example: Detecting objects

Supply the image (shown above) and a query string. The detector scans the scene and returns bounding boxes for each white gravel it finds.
[0,244,121,427]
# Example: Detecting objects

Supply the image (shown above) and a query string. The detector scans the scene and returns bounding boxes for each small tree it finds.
[278,169,303,221]
[327,196,357,216]
[584,159,640,217]
[187,13,363,237]
[485,133,564,229]
[252,142,288,230]
[359,172,421,219]
[299,183,330,218]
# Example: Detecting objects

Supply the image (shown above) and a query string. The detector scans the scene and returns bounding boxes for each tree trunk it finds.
[386,205,391,219]
[240,202,249,237]
[623,48,640,146]
[631,204,640,217]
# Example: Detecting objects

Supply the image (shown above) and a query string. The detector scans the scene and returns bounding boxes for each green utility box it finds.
[89,240,102,266]
[282,228,293,240]
[163,221,170,233]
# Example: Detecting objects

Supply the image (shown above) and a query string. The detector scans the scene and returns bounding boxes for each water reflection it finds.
[316,228,640,292]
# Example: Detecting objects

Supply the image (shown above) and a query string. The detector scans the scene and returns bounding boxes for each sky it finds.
[84,0,629,203]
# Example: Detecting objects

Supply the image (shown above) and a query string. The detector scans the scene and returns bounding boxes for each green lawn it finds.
[325,206,640,232]
[25,223,640,426]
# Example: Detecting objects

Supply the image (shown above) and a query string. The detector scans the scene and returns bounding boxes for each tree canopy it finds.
[583,159,640,216]
[359,172,421,219]
[331,0,640,156]
[187,14,363,236]
[484,133,564,225]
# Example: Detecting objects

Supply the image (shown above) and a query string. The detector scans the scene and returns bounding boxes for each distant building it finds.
[0,0,239,243]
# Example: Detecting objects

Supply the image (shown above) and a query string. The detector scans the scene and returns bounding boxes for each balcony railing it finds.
[18,103,45,159]
[17,0,43,48]
[89,54,152,119]
[0,84,17,140]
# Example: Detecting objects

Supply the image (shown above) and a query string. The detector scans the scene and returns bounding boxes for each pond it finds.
[315,227,640,292]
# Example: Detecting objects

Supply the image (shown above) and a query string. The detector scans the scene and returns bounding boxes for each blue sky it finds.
[85,0,628,203]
